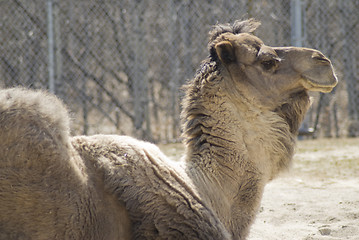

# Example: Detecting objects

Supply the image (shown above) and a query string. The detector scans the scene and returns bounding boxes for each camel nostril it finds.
[314,56,329,62]
[312,53,330,64]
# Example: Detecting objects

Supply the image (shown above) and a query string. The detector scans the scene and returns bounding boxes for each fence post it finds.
[47,0,55,93]
[290,0,304,47]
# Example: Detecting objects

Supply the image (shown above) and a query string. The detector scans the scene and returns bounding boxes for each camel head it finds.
[209,19,338,109]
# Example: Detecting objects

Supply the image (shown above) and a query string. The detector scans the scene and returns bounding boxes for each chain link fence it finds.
[1,0,359,142]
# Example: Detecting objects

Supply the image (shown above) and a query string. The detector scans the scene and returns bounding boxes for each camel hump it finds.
[0,87,71,169]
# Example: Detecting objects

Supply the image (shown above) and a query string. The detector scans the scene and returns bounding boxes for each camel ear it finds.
[215,41,236,64]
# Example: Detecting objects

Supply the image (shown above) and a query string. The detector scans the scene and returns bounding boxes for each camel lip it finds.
[301,75,338,93]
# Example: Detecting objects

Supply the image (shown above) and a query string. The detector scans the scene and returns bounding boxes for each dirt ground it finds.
[159,138,359,240]
[248,138,359,240]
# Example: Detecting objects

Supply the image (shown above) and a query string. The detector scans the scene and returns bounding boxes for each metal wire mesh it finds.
[1,0,358,141]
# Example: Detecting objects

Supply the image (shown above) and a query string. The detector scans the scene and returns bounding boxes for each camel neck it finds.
[184,139,266,239]
[181,98,295,238]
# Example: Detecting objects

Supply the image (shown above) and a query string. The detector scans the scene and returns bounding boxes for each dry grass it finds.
[293,138,359,180]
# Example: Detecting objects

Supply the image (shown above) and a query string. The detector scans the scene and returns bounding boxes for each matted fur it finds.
[0,19,336,240]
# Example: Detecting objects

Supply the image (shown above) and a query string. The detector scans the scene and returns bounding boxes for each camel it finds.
[0,19,337,240]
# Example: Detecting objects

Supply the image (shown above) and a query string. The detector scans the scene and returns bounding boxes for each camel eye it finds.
[261,59,277,70]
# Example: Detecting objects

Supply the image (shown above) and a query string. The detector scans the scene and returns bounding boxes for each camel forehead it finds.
[233,33,263,47]
[220,32,263,48]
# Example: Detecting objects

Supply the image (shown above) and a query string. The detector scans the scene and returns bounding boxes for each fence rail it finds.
[1,0,359,141]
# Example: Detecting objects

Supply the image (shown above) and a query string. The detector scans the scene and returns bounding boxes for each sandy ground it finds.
[248,138,359,240]
[160,138,359,240]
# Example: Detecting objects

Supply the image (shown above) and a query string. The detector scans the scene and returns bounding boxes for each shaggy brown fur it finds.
[0,19,337,240]
[0,88,132,239]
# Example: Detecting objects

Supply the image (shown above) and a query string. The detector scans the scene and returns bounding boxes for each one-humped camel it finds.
[0,19,337,240]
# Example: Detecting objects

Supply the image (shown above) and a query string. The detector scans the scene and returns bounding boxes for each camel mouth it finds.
[301,75,338,93]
